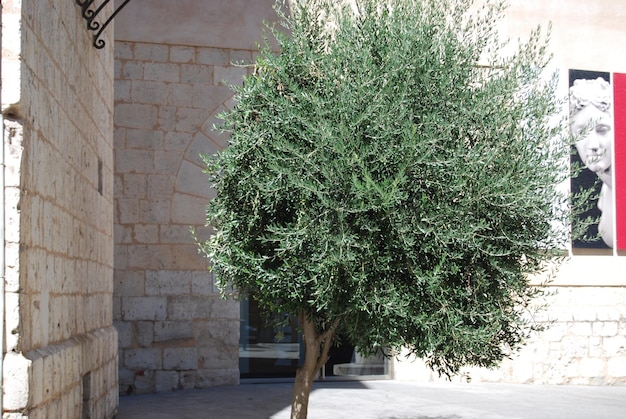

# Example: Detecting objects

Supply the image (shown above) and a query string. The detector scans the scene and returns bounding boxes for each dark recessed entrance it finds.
[239,297,389,380]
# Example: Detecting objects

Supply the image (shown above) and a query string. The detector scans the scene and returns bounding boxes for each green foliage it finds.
[198,0,568,377]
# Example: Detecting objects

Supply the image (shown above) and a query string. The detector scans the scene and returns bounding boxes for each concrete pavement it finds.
[117,380,626,418]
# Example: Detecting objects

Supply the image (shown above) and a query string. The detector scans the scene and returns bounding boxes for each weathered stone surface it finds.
[146,271,191,296]
[154,321,194,342]
[155,371,180,392]
[124,349,162,370]
[4,0,118,416]
[164,348,198,370]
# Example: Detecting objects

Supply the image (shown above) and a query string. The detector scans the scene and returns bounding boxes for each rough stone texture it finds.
[114,0,280,51]
[394,287,626,385]
[113,41,245,394]
[2,0,118,417]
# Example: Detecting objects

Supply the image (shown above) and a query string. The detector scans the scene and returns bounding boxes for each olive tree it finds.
[198,0,568,417]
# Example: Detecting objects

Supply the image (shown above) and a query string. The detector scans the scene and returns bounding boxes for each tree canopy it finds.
[198,0,568,416]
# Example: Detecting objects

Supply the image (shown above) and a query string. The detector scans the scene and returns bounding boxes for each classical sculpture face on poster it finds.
[569,75,614,248]
[570,78,613,177]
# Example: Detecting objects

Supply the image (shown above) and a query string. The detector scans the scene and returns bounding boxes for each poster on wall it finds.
[569,69,626,251]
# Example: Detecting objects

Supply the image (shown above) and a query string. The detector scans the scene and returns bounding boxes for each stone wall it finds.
[113,41,248,394]
[2,1,117,417]
[395,285,626,385]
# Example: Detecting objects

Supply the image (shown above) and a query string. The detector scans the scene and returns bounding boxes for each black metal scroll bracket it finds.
[75,0,132,49]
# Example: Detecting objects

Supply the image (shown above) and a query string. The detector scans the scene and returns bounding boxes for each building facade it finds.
[2,0,626,418]
[2,1,118,418]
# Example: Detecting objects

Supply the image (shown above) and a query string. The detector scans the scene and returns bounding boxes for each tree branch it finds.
[315,318,341,372]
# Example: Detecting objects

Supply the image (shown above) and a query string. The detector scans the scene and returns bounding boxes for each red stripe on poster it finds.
[613,73,626,250]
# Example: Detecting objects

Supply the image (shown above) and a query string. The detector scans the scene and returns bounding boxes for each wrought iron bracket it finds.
[75,0,132,49]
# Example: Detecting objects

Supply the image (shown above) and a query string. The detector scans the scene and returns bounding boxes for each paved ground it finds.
[117,380,626,418]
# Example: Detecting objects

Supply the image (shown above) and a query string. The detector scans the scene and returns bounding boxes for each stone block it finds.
[155,371,180,392]
[147,174,175,199]
[114,270,145,297]
[197,47,230,65]
[115,224,133,244]
[202,109,231,148]
[155,150,184,175]
[117,199,140,224]
[191,85,232,111]
[115,41,134,60]
[127,128,165,151]
[163,348,198,370]
[179,371,198,389]
[588,336,604,357]
[607,357,626,377]
[29,354,45,407]
[540,321,567,341]
[126,245,173,269]
[197,343,238,370]
[139,199,171,224]
[192,271,217,296]
[175,160,213,198]
[118,366,135,389]
[209,299,240,320]
[193,320,239,349]
[579,357,605,378]
[133,43,169,62]
[133,224,160,244]
[115,148,155,174]
[157,105,177,131]
[122,297,167,321]
[4,292,21,351]
[175,107,211,133]
[561,336,589,358]
[171,244,207,271]
[121,61,144,80]
[230,49,252,64]
[146,271,191,296]
[124,348,162,370]
[564,359,580,379]
[603,335,626,356]
[144,63,181,83]
[131,80,168,105]
[596,308,623,322]
[115,321,132,348]
[197,368,239,387]
[167,83,194,107]
[161,224,195,244]
[123,173,147,198]
[135,321,155,347]
[567,321,592,337]
[171,193,208,225]
[154,321,194,342]
[214,65,247,87]
[170,46,196,63]
[167,297,202,321]
[164,132,193,151]
[115,104,157,129]
[593,321,618,337]
[115,79,131,102]
[188,131,222,166]
[133,370,156,394]
[571,308,599,322]
[181,64,214,84]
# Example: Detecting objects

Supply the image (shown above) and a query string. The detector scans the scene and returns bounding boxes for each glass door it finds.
[239,296,390,379]
[239,297,301,378]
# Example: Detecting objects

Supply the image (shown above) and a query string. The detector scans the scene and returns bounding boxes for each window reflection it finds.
[239,296,389,379]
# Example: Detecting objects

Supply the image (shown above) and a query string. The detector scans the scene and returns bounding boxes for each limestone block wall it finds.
[2,1,117,417]
[394,285,626,385]
[113,41,248,394]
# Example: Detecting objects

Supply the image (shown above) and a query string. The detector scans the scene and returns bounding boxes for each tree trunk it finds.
[290,313,339,419]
